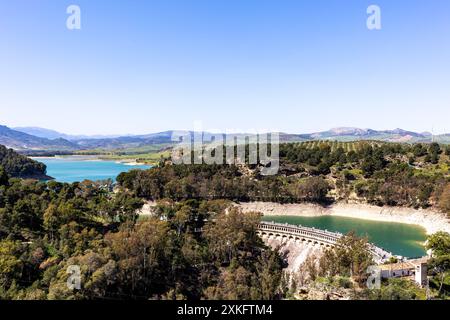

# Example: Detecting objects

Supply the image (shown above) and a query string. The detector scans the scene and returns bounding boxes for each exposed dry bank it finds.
[237,202,450,235]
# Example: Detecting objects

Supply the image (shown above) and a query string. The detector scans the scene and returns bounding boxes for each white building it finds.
[378,257,428,287]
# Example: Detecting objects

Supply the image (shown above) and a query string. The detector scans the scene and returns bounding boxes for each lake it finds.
[261,215,427,258]
[35,156,427,257]
[34,156,151,183]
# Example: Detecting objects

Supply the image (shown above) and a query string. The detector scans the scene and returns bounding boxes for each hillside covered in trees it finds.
[117,141,450,214]
[0,174,284,299]
[0,144,50,179]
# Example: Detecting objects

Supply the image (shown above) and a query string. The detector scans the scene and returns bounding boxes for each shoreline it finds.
[32,155,150,166]
[138,200,450,236]
[236,202,450,236]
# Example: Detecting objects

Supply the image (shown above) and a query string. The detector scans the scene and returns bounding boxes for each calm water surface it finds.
[34,156,150,183]
[36,156,426,257]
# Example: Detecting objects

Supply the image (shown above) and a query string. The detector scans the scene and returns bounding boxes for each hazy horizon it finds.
[5,123,449,137]
[1,1,450,135]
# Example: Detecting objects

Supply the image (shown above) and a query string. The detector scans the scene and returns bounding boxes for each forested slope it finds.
[0,144,50,179]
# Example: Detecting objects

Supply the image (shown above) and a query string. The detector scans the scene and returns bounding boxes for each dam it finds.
[257,221,393,270]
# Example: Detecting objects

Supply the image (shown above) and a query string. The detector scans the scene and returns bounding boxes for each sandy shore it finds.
[237,202,450,235]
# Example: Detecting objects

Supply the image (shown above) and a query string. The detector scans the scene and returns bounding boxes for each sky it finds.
[0,0,449,135]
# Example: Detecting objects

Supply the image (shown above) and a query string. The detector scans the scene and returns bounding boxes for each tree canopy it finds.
[0,145,48,179]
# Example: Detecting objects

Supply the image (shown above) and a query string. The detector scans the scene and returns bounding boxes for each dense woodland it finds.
[0,145,48,179]
[117,141,450,214]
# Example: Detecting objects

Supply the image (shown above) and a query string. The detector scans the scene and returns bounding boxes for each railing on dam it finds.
[257,221,392,262]
[257,221,342,245]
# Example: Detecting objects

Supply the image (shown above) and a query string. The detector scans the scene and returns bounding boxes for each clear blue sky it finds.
[1,0,449,135]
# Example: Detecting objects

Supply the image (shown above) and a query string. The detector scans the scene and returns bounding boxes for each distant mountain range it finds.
[2,125,449,151]
[0,144,52,179]
[0,125,78,151]
[308,127,436,142]
[13,127,124,141]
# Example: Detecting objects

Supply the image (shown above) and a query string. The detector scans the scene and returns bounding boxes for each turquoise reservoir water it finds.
[34,157,150,183]
[261,215,427,258]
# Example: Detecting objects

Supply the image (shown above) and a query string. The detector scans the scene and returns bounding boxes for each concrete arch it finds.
[257,221,392,263]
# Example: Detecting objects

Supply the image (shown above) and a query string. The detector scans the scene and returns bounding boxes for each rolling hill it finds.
[3,125,450,153]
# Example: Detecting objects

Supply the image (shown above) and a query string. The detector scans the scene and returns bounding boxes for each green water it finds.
[261,215,427,258]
